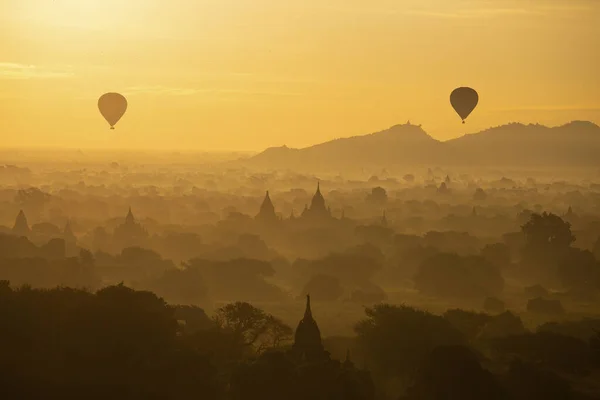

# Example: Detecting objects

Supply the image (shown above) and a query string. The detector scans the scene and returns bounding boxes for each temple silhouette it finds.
[255,190,279,224]
[113,207,149,249]
[256,183,335,226]
[9,210,78,254]
[300,182,333,221]
[287,293,373,393]
[12,210,30,237]
[291,294,328,362]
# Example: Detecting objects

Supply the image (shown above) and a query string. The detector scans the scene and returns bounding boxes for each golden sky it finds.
[1,0,599,151]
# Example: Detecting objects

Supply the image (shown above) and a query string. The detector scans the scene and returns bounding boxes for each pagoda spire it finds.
[125,207,135,224]
[12,210,30,236]
[304,294,313,319]
[293,293,326,362]
[256,190,277,222]
[262,191,274,208]
[308,183,326,214]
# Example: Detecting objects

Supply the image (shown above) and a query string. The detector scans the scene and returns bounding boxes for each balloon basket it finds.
[110,126,115,130]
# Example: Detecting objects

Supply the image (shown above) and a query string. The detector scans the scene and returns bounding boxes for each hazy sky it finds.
[1,0,599,151]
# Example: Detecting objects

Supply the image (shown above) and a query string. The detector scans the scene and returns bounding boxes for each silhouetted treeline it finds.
[3,166,600,399]
[0,283,377,400]
[2,282,600,399]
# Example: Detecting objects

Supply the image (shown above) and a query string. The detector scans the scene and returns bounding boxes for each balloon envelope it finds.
[450,87,478,123]
[98,93,127,129]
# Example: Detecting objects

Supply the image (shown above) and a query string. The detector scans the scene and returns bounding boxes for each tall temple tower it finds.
[301,183,332,221]
[292,295,328,362]
[113,207,148,249]
[125,207,135,225]
[255,191,278,224]
[12,210,30,237]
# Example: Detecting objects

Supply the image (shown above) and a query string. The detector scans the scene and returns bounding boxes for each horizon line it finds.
[0,119,597,155]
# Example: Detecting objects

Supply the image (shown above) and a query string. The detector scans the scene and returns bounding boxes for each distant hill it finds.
[445,121,600,167]
[247,124,444,171]
[243,121,600,170]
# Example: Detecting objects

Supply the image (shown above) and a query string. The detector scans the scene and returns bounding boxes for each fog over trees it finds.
[2,149,600,399]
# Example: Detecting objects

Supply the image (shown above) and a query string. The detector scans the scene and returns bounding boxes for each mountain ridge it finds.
[244,121,600,170]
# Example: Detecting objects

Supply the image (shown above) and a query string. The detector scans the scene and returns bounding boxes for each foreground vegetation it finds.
[1,281,600,400]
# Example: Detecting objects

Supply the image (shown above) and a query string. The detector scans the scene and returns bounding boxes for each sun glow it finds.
[12,0,139,30]
[1,0,599,151]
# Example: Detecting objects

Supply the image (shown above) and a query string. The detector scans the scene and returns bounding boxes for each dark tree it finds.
[473,187,488,201]
[0,284,223,399]
[492,332,591,374]
[404,345,504,400]
[230,351,298,400]
[557,248,600,292]
[214,302,293,354]
[230,350,375,400]
[174,305,213,334]
[520,212,576,285]
[503,360,572,400]
[354,304,465,380]
[522,212,575,250]
[366,187,388,206]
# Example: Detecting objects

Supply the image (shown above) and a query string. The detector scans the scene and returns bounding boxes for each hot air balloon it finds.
[450,87,478,124]
[98,92,127,129]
